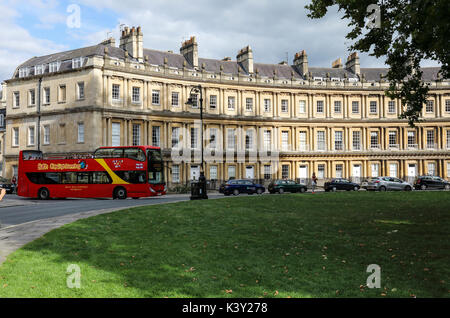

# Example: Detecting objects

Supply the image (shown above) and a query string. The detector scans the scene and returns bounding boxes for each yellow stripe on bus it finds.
[95,159,130,185]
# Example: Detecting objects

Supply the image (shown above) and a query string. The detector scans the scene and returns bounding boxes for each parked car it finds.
[362,177,413,191]
[0,177,16,194]
[219,179,265,196]
[268,180,307,194]
[324,178,360,192]
[414,176,450,190]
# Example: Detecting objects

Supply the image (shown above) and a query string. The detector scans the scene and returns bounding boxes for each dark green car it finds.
[268,180,307,194]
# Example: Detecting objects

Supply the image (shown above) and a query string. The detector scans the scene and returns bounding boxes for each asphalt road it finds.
[0,193,226,228]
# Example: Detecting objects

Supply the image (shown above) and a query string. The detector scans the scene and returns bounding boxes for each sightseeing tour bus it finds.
[17,146,166,199]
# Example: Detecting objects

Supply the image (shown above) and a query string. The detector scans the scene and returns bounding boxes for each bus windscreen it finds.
[148,149,164,184]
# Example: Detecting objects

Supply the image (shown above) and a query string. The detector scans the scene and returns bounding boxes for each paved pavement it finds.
[0,190,323,265]
[0,206,124,264]
[0,193,213,264]
[0,193,227,227]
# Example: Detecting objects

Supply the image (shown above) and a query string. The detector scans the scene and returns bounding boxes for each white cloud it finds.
[0,2,68,81]
[0,0,439,83]
[76,0,395,68]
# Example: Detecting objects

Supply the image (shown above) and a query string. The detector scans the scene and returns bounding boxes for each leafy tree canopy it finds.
[306,0,449,126]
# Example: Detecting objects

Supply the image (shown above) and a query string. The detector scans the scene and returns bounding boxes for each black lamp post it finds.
[186,85,208,199]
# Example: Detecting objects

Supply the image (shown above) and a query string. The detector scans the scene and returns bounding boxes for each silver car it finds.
[363,177,413,191]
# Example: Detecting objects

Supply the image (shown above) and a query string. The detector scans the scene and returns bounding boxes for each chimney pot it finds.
[332,58,343,68]
[119,26,143,62]
[293,50,308,77]
[345,52,360,75]
[180,36,198,68]
[236,45,253,74]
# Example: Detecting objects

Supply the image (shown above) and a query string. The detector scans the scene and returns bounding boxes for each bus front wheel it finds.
[38,187,50,200]
[114,187,127,200]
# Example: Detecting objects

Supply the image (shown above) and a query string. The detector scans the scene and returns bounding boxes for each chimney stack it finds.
[332,58,343,68]
[119,26,144,62]
[236,46,254,74]
[101,37,116,47]
[180,36,198,68]
[294,50,308,77]
[345,52,360,75]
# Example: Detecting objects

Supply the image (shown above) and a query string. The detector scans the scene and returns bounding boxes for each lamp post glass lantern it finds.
[186,85,208,199]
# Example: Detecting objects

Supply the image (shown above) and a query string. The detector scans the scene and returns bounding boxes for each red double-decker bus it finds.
[17,146,166,199]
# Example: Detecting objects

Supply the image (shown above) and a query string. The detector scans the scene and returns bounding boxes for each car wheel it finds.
[379,186,387,192]
[332,187,337,192]
[444,184,450,191]
[353,186,359,191]
[114,187,127,200]
[233,189,240,196]
[279,188,284,194]
[300,187,306,193]
[420,184,427,191]
[257,188,263,195]
[38,187,50,200]
[404,186,412,191]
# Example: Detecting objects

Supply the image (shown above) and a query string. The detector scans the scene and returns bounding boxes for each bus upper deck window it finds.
[124,148,145,161]
[22,151,43,160]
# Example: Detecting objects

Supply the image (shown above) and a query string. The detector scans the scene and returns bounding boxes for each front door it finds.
[408,164,417,184]
[245,166,254,180]
[190,165,200,181]
[352,165,361,183]
[299,165,308,184]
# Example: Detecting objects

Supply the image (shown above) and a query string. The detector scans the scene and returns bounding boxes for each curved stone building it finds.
[3,26,450,187]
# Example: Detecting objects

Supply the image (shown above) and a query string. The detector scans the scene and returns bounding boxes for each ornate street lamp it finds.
[186,84,208,199]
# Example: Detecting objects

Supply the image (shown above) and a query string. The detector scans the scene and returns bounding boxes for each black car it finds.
[219,179,265,196]
[414,176,450,190]
[0,177,16,194]
[324,178,360,192]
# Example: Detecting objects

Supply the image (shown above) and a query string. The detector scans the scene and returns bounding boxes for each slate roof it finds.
[360,68,388,82]
[360,67,443,82]
[308,67,358,80]
[12,43,444,82]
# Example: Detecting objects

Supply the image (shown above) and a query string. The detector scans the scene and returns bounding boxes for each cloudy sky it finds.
[0,0,439,82]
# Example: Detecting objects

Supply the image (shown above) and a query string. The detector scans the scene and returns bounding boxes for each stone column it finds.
[143,120,148,145]
[128,119,133,146]
[103,75,108,106]
[273,92,278,118]
[291,93,295,118]
[308,93,312,119]
[123,119,127,146]
[164,83,169,111]
[102,117,107,146]
[123,78,128,108]
[147,120,152,146]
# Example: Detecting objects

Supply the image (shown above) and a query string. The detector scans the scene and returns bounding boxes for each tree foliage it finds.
[306,0,449,126]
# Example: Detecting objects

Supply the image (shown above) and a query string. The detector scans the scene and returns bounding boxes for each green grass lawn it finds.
[0,192,449,298]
